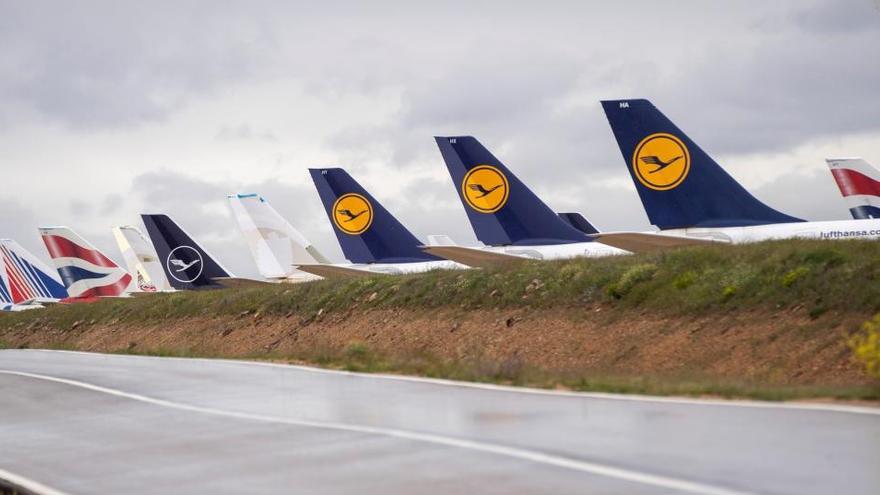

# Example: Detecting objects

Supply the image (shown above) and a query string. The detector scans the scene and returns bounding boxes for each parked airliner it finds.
[595,99,880,250]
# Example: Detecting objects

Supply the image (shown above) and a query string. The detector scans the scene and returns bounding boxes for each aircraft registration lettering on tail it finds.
[332,193,373,235]
[462,165,509,213]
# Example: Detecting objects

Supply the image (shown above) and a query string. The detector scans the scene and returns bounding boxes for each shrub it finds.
[721,286,737,301]
[673,271,696,290]
[607,263,658,299]
[782,266,810,287]
[849,314,880,380]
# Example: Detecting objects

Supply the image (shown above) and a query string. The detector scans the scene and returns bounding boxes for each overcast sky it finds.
[2,0,879,277]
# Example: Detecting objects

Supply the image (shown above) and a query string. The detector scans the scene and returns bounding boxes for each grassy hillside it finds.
[1,239,879,401]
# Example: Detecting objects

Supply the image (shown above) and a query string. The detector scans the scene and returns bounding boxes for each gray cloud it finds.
[0,0,878,279]
[215,125,278,143]
[0,1,276,129]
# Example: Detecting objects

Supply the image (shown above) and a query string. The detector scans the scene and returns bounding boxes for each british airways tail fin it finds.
[434,136,589,245]
[39,227,133,298]
[601,99,803,229]
[0,239,68,304]
[111,225,173,292]
[308,168,441,264]
[227,193,328,281]
[826,158,880,220]
[141,214,233,290]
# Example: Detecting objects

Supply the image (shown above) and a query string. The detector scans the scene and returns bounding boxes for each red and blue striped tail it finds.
[827,158,880,220]
[0,239,68,303]
[39,227,132,298]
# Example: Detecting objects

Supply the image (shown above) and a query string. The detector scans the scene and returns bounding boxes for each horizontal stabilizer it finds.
[591,232,725,253]
[420,245,527,268]
[557,212,600,235]
[294,264,380,279]
[425,234,458,247]
[210,277,275,289]
[2,303,44,312]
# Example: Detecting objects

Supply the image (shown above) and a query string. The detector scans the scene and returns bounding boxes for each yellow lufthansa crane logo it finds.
[632,133,690,191]
[332,193,373,235]
[462,165,509,213]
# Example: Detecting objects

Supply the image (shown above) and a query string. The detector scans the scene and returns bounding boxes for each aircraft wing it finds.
[420,245,527,268]
[590,232,726,253]
[210,277,276,288]
[294,264,379,279]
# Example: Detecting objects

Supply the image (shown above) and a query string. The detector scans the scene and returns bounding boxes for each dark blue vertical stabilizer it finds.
[141,214,231,290]
[308,168,440,264]
[434,136,589,246]
[601,99,803,229]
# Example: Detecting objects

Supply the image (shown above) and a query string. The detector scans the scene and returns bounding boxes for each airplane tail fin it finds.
[826,158,880,219]
[140,214,233,290]
[0,256,10,306]
[601,99,803,229]
[308,168,440,264]
[227,193,329,280]
[434,136,588,245]
[557,212,600,235]
[38,227,133,298]
[111,226,173,292]
[0,239,68,304]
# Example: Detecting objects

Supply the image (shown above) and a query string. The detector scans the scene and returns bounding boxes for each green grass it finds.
[1,239,878,332]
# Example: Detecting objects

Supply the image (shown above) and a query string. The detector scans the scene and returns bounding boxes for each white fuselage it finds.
[2,303,45,312]
[479,241,627,261]
[661,219,880,243]
[348,259,467,275]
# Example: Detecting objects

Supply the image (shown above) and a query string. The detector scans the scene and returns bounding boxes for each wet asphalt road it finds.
[0,349,878,495]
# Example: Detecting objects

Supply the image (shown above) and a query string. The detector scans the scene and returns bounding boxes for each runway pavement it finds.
[0,349,877,494]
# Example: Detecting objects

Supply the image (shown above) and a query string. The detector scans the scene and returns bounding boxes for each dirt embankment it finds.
[1,305,869,387]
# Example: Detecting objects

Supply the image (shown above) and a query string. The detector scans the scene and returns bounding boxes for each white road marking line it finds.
[0,370,752,495]
[0,468,70,495]
[14,349,880,416]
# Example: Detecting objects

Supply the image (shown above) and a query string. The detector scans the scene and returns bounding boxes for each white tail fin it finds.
[112,226,173,292]
[826,158,880,220]
[227,194,328,282]
[39,227,134,298]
